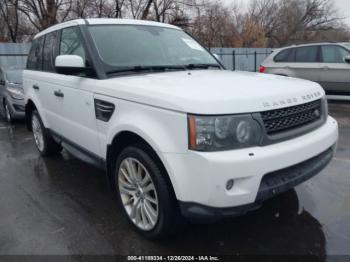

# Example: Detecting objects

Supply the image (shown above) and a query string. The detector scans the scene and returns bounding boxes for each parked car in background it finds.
[0,68,25,122]
[260,42,350,95]
[24,19,338,239]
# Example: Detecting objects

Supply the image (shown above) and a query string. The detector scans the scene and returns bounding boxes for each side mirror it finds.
[0,79,5,86]
[55,55,86,75]
[345,55,350,63]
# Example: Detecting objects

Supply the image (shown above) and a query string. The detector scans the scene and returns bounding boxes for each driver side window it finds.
[60,27,86,63]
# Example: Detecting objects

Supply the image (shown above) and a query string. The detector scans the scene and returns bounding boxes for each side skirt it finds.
[49,129,106,171]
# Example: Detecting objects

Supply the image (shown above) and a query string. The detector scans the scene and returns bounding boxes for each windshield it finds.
[6,70,22,84]
[88,25,218,71]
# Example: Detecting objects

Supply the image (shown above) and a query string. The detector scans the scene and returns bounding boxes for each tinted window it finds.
[321,45,350,63]
[27,39,39,70]
[26,37,44,70]
[43,31,58,72]
[295,46,318,62]
[274,48,295,62]
[60,27,86,63]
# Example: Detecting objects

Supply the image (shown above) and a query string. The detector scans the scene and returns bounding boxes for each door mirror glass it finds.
[55,55,85,74]
[345,55,350,63]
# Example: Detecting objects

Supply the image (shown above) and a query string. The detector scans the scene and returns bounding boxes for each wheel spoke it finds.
[140,204,148,228]
[119,184,136,196]
[143,183,155,193]
[140,172,151,187]
[135,203,142,225]
[143,201,157,225]
[123,196,134,206]
[125,160,138,183]
[120,168,134,185]
[145,194,157,205]
[130,198,140,219]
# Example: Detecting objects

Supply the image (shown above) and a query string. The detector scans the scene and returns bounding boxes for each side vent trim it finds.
[94,99,115,122]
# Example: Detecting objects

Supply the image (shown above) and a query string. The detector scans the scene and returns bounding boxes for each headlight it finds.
[188,114,262,151]
[7,86,24,100]
[323,96,328,116]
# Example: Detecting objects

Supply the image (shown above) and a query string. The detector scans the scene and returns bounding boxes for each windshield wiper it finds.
[185,63,221,70]
[107,65,186,75]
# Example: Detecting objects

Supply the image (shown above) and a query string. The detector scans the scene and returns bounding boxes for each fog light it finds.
[226,179,234,190]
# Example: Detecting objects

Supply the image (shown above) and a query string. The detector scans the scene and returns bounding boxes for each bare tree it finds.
[0,0,21,42]
[17,0,73,31]
[248,0,345,47]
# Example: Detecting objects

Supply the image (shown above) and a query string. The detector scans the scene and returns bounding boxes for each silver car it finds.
[260,42,350,95]
[0,68,25,122]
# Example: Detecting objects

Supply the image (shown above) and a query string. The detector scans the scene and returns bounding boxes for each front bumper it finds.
[6,94,25,119]
[162,116,338,218]
[179,145,334,220]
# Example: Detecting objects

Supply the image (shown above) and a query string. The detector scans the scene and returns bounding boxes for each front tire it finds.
[4,100,12,123]
[114,145,181,239]
[31,110,62,156]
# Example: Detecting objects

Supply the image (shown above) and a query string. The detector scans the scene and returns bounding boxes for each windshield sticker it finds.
[182,38,205,51]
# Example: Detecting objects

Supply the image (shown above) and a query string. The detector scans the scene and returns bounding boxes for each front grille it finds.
[261,99,322,135]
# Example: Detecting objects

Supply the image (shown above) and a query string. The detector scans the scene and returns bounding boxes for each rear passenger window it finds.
[27,37,44,70]
[60,27,86,63]
[295,46,318,62]
[43,31,58,72]
[321,45,350,63]
[274,48,295,62]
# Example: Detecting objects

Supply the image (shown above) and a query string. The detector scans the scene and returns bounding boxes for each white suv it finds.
[24,19,338,239]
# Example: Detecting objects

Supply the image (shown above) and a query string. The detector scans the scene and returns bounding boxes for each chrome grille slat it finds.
[261,100,322,135]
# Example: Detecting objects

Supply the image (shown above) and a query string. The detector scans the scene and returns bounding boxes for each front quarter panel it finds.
[93,94,189,157]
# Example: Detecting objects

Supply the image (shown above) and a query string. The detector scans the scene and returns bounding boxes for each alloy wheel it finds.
[118,157,159,231]
[32,115,44,152]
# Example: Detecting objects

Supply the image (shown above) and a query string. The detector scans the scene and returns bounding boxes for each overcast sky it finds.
[224,0,350,26]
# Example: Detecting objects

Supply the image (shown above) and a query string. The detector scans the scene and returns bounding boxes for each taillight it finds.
[259,66,266,73]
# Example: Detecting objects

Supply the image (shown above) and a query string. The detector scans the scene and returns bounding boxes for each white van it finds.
[23,19,338,239]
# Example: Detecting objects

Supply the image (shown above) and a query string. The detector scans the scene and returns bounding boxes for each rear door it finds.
[319,45,350,94]
[290,45,321,83]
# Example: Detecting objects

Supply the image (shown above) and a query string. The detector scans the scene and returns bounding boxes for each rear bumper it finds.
[178,145,335,220]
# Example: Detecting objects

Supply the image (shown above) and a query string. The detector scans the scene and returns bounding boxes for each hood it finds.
[97,70,324,115]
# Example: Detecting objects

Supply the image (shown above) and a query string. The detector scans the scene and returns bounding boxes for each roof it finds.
[282,42,345,48]
[34,18,181,39]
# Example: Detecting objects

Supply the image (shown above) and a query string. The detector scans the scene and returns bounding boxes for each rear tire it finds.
[31,110,62,156]
[114,144,181,239]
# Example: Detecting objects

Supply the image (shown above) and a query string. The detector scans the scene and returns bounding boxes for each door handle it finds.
[54,90,64,98]
[322,66,330,70]
[33,84,39,90]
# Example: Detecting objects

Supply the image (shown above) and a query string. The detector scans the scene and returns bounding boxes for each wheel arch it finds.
[106,130,178,202]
